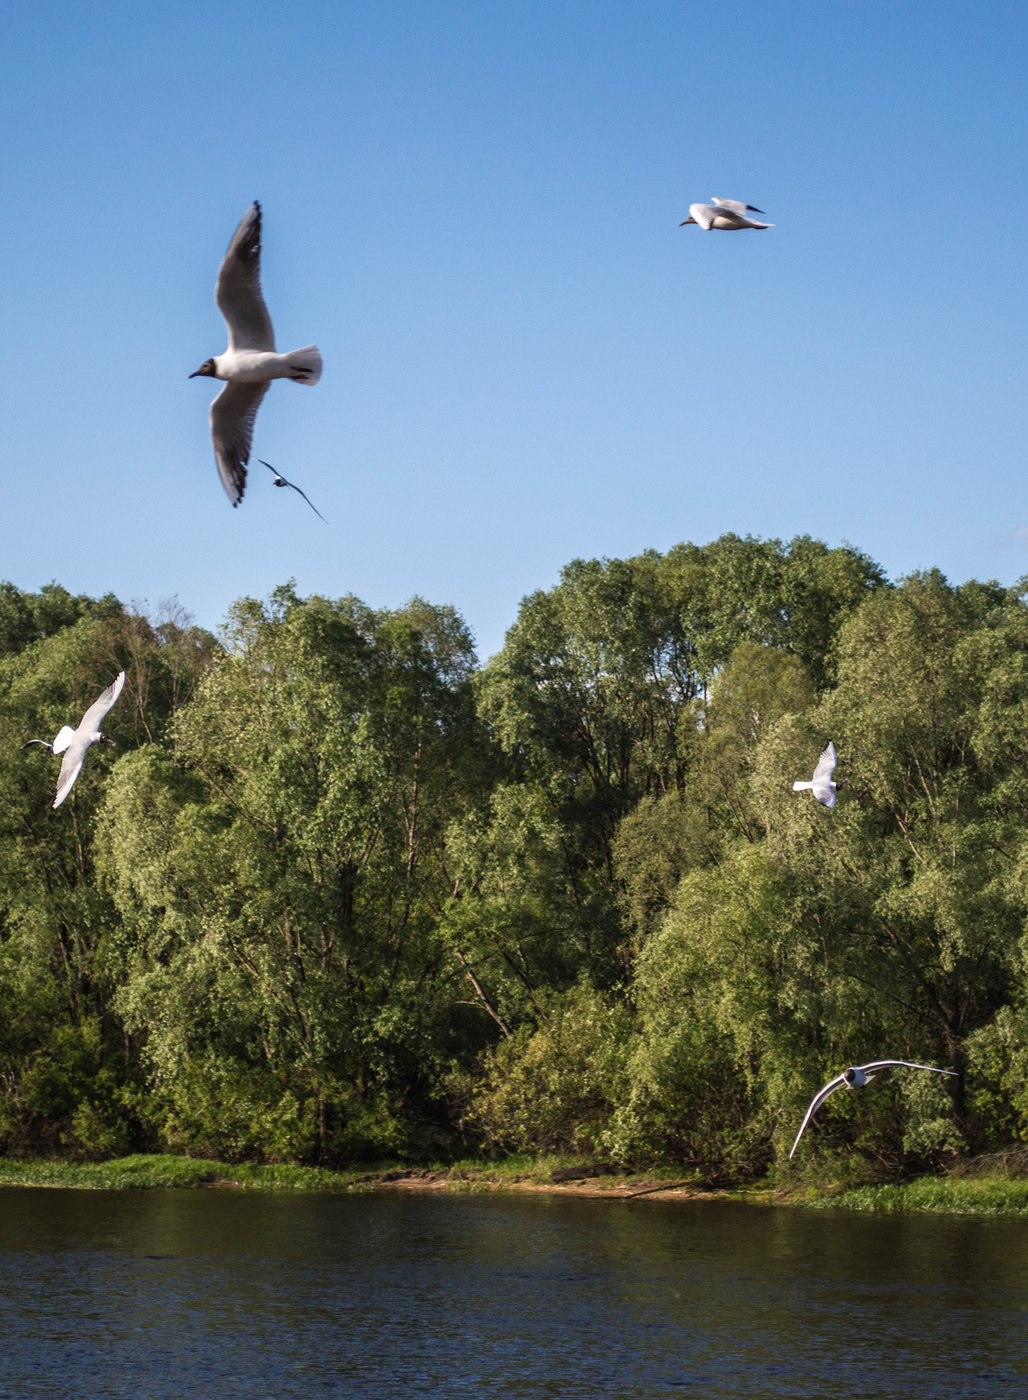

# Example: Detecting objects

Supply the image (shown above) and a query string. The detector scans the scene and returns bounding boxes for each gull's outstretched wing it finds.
[216,202,276,353]
[21,739,53,751]
[857,1060,958,1077]
[688,203,716,230]
[79,671,126,732]
[812,741,837,784]
[287,482,327,522]
[712,197,765,215]
[789,1074,847,1158]
[210,382,269,506]
[53,739,89,809]
[808,741,838,807]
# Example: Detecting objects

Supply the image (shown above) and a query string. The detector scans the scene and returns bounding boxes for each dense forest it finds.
[3,533,1028,1182]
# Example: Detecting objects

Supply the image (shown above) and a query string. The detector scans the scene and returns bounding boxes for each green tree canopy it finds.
[3,551,1028,1181]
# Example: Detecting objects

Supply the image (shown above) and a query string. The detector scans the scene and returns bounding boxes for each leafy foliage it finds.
[2,540,1028,1181]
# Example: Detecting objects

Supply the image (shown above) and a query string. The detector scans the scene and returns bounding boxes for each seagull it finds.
[790,1060,959,1158]
[190,202,322,507]
[792,741,838,808]
[257,460,327,522]
[22,672,126,808]
[680,197,774,231]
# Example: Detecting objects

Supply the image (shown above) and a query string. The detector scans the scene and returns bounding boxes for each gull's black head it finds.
[189,358,217,379]
[257,459,288,487]
[842,1067,857,1086]
[98,734,116,746]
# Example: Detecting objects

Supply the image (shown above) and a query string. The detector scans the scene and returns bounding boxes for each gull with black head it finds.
[191,202,322,507]
[792,741,838,808]
[680,197,774,231]
[789,1059,958,1158]
[257,460,327,523]
[22,671,126,809]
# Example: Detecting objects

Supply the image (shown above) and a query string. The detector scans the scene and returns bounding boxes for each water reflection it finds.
[0,1187,1025,1397]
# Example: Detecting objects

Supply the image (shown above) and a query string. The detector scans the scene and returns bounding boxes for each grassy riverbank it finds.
[0,1153,714,1198]
[3,1154,1028,1215]
[811,1176,1028,1215]
[0,1154,366,1192]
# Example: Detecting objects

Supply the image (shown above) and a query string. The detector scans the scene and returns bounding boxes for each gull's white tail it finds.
[52,725,77,755]
[285,345,322,385]
[792,781,813,791]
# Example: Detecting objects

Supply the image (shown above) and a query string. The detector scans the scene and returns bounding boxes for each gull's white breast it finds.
[213,350,298,382]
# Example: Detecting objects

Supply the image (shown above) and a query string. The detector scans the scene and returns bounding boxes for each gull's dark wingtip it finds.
[293,485,328,523]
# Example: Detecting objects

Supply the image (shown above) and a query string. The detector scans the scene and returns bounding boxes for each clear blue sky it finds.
[0,1,1025,658]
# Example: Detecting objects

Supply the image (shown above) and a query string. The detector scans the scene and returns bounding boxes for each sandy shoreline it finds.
[357,1168,773,1204]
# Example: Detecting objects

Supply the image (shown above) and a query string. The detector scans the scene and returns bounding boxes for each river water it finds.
[0,1187,1025,1398]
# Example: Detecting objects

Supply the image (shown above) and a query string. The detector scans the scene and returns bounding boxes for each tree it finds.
[99,587,493,1161]
[0,593,215,1153]
[475,535,885,989]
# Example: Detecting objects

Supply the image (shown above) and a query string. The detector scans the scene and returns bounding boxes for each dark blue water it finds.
[0,1187,1025,1398]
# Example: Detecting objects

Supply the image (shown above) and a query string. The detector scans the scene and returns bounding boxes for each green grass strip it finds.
[0,1153,373,1192]
[6,1154,1028,1214]
[812,1176,1028,1215]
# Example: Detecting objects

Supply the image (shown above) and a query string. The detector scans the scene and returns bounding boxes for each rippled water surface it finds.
[0,1185,1026,1397]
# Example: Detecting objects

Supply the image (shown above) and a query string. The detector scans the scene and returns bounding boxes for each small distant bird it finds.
[190,203,322,507]
[257,460,327,523]
[789,1060,959,1158]
[22,672,126,808]
[680,197,774,231]
[792,741,838,808]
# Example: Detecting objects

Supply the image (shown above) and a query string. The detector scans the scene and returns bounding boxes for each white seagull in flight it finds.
[22,671,126,808]
[190,202,322,507]
[789,1060,958,1158]
[680,197,774,231]
[792,741,838,808]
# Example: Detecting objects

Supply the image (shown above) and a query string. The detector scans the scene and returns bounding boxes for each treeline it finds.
[3,536,1028,1180]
